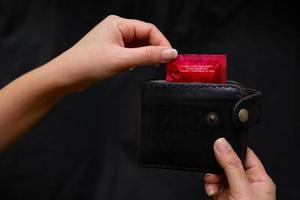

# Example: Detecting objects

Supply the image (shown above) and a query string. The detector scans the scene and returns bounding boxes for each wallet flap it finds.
[232,88,263,128]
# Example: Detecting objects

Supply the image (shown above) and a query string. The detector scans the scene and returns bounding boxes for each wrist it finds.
[45,49,93,94]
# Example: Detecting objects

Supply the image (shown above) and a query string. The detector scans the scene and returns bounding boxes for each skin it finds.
[0,15,275,200]
[205,138,276,200]
[0,15,177,149]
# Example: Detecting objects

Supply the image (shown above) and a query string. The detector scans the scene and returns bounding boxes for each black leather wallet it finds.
[137,80,262,173]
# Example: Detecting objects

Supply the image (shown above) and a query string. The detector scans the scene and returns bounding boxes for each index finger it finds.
[118,18,172,47]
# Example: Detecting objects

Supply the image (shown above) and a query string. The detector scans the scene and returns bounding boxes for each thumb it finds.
[119,46,178,68]
[214,138,250,194]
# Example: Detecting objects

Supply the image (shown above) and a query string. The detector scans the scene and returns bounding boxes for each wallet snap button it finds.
[238,108,249,122]
[207,112,218,125]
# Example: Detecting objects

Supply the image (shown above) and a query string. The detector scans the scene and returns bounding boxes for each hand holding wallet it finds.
[137,55,262,173]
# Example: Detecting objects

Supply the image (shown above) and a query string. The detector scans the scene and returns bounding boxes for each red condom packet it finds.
[166,54,227,83]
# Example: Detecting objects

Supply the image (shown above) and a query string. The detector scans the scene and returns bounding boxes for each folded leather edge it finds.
[232,88,263,128]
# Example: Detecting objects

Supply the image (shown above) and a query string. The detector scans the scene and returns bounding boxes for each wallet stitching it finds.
[139,163,212,171]
[144,83,242,98]
[145,83,241,90]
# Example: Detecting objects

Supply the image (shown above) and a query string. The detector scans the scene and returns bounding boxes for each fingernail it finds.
[161,48,178,61]
[205,185,216,197]
[207,190,215,197]
[204,173,211,179]
[215,138,231,154]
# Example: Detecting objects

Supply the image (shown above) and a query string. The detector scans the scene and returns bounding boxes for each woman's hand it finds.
[0,15,176,150]
[55,15,177,91]
[204,138,276,200]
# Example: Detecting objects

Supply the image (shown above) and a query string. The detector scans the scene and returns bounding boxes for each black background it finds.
[0,0,299,199]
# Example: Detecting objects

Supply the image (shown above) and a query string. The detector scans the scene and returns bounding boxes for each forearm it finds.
[0,15,176,151]
[0,52,79,151]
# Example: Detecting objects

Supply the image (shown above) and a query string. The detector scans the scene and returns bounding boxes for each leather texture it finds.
[137,80,262,173]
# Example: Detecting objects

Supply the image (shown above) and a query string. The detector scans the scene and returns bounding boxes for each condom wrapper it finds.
[166,54,227,83]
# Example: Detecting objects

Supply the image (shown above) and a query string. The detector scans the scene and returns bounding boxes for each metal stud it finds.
[207,112,218,125]
[238,108,249,122]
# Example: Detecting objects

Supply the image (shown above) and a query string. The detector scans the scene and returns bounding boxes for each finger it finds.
[244,147,269,182]
[204,183,220,197]
[214,138,250,192]
[204,173,224,184]
[118,46,177,68]
[244,147,266,171]
[118,19,171,47]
